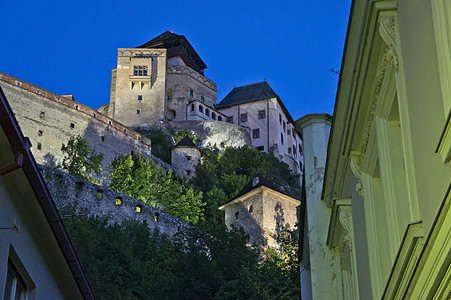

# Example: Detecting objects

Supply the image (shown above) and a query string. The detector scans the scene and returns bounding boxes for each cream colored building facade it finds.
[302,1,451,299]
[216,82,303,175]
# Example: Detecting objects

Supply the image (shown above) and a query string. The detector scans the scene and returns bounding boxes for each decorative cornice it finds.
[167,65,217,92]
[118,48,166,57]
[350,152,364,198]
[339,208,354,250]
[379,15,399,70]
[360,14,399,157]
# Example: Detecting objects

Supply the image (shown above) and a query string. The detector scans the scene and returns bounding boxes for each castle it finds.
[0,31,303,253]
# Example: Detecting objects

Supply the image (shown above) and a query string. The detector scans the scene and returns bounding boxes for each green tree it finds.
[61,136,103,183]
[109,154,205,225]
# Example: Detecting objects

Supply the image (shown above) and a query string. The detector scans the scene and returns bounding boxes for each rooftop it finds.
[136,31,207,74]
[216,81,294,123]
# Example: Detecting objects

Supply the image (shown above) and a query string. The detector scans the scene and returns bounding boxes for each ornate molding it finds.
[118,49,166,57]
[339,209,354,250]
[379,15,399,70]
[350,153,364,198]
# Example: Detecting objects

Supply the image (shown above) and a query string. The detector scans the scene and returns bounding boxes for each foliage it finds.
[136,127,202,164]
[137,128,172,164]
[193,145,300,227]
[62,207,300,300]
[109,154,205,225]
[171,129,203,145]
[61,136,103,183]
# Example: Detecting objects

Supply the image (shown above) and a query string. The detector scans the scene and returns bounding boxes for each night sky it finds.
[0,0,351,121]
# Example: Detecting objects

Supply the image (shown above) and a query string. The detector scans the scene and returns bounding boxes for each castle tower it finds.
[98,31,217,127]
[171,135,201,178]
[219,174,301,251]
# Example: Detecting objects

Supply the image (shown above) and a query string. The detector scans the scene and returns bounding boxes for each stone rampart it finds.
[0,72,170,184]
[41,166,189,236]
[164,120,252,149]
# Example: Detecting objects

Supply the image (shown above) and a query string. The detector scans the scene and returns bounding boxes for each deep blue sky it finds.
[0,1,350,121]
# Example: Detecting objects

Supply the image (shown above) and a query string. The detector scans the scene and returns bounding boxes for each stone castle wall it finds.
[0,72,170,185]
[41,166,189,236]
[165,120,252,149]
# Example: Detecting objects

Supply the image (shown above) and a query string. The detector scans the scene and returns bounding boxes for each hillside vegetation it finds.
[60,136,301,299]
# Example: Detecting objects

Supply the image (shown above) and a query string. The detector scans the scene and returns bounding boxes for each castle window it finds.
[256,146,264,152]
[131,151,134,155]
[293,146,296,157]
[226,116,233,123]
[279,113,282,124]
[190,89,193,98]
[115,197,122,206]
[235,211,239,219]
[108,121,112,125]
[281,133,284,145]
[240,113,248,123]
[96,190,103,199]
[205,109,210,117]
[218,116,223,121]
[186,170,191,176]
[101,136,105,141]
[288,147,291,154]
[75,105,79,110]
[37,142,42,150]
[249,205,253,213]
[136,204,142,213]
[138,95,142,101]
[70,123,75,129]
[17,82,21,87]
[191,104,195,111]
[199,105,203,113]
[185,155,192,161]
[252,129,260,139]
[36,90,40,94]
[134,65,148,76]
[258,110,266,119]
[201,96,205,103]
[283,121,286,131]
[154,213,159,222]
[38,130,43,136]
[212,112,216,120]
[137,110,141,114]
[40,111,45,118]
[287,128,291,135]
[75,182,83,192]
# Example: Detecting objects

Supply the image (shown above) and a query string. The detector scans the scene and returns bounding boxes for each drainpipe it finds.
[267,99,270,152]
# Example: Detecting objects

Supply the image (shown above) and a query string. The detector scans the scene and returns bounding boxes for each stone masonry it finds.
[41,166,189,236]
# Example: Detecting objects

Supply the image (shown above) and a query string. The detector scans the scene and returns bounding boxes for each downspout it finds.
[267,99,270,151]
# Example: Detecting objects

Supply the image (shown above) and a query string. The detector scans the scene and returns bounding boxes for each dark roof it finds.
[226,174,289,205]
[0,86,96,299]
[174,135,198,149]
[136,31,207,74]
[216,81,294,123]
[216,81,277,108]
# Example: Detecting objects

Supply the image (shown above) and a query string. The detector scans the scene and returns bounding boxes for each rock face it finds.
[41,166,190,236]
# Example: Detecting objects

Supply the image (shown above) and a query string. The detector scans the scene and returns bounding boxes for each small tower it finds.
[171,135,201,178]
[219,174,301,251]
